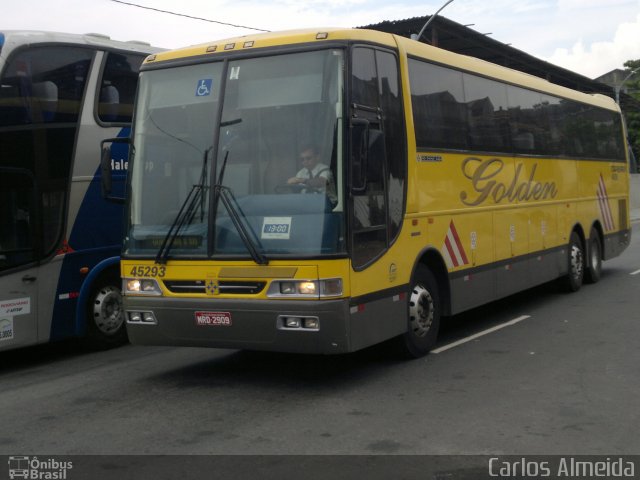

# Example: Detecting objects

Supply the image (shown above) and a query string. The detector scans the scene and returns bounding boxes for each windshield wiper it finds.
[220,118,242,128]
[155,147,211,264]
[215,184,268,265]
[212,146,268,265]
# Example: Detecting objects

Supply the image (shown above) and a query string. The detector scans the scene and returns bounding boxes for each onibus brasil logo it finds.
[8,456,73,479]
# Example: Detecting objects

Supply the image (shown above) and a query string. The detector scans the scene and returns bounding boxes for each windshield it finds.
[126,49,346,259]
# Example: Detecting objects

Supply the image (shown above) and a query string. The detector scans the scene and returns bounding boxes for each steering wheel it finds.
[274,183,307,193]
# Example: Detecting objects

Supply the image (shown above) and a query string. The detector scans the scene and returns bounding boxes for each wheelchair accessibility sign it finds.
[195,79,213,97]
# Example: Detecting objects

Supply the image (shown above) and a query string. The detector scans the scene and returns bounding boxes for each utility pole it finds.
[615,67,639,104]
[411,0,455,43]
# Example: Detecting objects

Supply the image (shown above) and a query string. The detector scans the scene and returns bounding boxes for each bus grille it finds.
[163,280,266,295]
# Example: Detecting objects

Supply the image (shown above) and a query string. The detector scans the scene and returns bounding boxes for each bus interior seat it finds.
[223,163,252,196]
[32,81,58,121]
[513,131,535,151]
[100,85,120,122]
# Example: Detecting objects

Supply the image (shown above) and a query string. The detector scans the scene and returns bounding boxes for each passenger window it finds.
[507,86,543,153]
[98,52,147,123]
[0,46,93,259]
[409,59,467,150]
[0,169,37,271]
[0,46,92,126]
[463,73,509,152]
[538,94,564,156]
[407,58,626,162]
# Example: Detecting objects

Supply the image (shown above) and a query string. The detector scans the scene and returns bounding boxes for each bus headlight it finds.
[267,278,342,298]
[279,282,297,295]
[124,278,162,296]
[298,281,317,295]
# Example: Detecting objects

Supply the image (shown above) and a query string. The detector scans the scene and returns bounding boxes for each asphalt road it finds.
[1,224,639,456]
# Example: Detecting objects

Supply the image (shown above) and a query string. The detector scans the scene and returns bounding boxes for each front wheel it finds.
[395,266,441,358]
[81,276,127,349]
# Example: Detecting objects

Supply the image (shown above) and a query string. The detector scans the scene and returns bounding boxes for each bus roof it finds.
[142,27,619,113]
[142,28,396,64]
[0,30,163,55]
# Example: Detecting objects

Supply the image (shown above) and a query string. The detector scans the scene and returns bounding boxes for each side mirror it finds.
[100,137,130,204]
[350,118,369,193]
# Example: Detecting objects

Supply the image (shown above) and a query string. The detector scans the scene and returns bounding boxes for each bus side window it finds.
[0,46,94,259]
[98,52,147,124]
[0,170,37,271]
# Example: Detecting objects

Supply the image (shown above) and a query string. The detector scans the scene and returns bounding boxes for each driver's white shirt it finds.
[294,163,337,205]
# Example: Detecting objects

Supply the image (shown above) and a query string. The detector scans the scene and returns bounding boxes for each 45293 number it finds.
[129,265,166,277]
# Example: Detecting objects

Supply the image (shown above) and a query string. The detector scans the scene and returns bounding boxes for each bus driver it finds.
[286,145,337,206]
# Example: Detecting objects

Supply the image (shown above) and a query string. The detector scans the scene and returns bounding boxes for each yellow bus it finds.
[110,28,630,357]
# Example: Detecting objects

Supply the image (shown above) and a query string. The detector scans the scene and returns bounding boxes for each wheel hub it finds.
[92,286,123,335]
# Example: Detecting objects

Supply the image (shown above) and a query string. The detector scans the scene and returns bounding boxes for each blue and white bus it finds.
[0,31,161,351]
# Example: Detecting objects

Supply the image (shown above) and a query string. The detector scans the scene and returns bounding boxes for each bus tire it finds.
[82,275,127,349]
[585,227,602,284]
[559,231,585,292]
[396,266,441,358]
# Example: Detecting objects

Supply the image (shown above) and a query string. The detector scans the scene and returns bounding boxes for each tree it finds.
[622,59,640,172]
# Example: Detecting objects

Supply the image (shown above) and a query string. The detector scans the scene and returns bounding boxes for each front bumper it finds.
[125,296,352,354]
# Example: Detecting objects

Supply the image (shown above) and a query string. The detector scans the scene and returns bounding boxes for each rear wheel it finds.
[81,276,127,349]
[585,227,602,284]
[396,266,441,358]
[559,231,585,292]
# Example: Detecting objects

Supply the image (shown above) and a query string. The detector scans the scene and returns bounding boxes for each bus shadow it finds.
[143,286,556,389]
[437,264,625,347]
[147,342,406,392]
[145,267,625,389]
[0,339,90,374]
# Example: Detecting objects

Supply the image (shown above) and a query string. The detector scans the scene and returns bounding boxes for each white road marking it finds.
[432,315,532,354]
[630,269,640,276]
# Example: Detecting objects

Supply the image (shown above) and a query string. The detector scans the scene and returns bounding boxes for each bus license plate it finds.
[195,311,232,326]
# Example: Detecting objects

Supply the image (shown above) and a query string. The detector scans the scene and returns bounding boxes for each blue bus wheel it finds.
[82,276,127,349]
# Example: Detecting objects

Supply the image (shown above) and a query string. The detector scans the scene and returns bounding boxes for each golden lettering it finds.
[460,157,558,206]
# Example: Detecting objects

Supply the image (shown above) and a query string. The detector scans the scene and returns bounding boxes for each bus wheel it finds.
[585,228,602,284]
[560,232,585,292]
[82,276,127,349]
[397,266,441,358]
